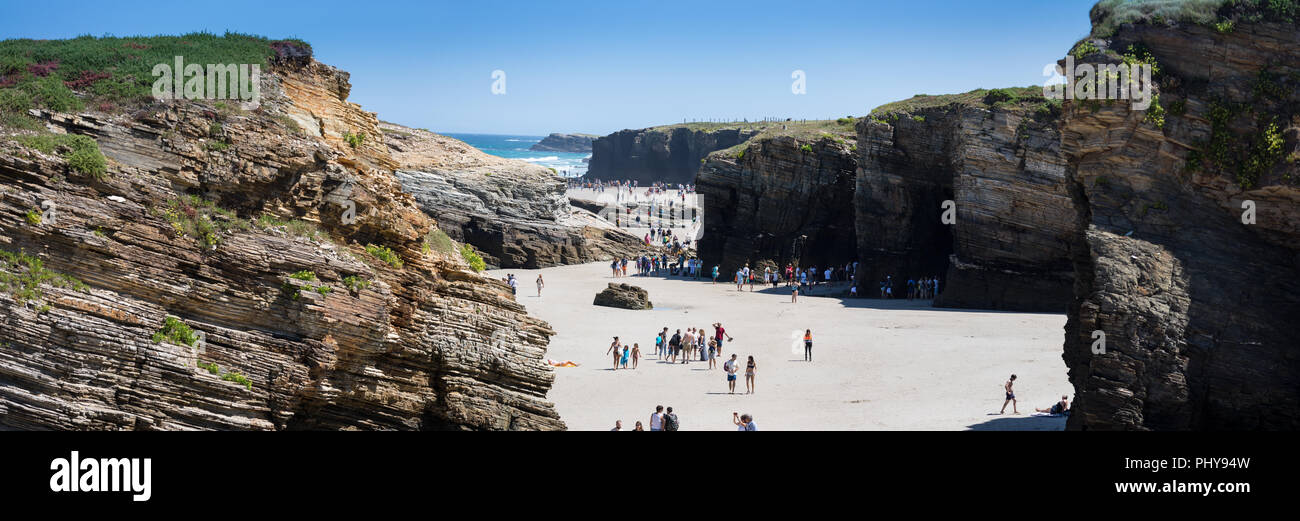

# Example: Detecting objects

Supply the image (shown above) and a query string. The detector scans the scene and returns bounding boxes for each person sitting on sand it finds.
[1000,374,1019,414]
[1036,395,1070,415]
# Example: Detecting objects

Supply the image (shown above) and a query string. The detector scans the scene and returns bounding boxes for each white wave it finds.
[521,156,560,162]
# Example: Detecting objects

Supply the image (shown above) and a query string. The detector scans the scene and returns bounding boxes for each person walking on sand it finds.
[669,329,682,363]
[791,282,799,303]
[650,405,664,431]
[655,328,666,359]
[607,337,621,370]
[803,329,813,361]
[733,412,757,431]
[707,337,718,369]
[712,265,719,284]
[535,274,544,297]
[1000,374,1019,414]
[744,355,757,394]
[631,343,640,369]
[620,344,630,369]
[724,355,739,394]
[712,322,732,356]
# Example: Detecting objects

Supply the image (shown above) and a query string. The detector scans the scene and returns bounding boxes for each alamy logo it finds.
[1043,55,1153,111]
[49,451,152,502]
[151,56,261,105]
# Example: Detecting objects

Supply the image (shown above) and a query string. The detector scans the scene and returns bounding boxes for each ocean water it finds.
[443,133,590,177]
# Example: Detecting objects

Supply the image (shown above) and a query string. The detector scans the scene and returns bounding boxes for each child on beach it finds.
[620,345,630,369]
[1000,374,1019,414]
[631,343,640,369]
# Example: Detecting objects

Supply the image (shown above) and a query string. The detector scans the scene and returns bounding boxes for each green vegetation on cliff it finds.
[1091,0,1300,37]
[869,87,1062,122]
[0,32,310,127]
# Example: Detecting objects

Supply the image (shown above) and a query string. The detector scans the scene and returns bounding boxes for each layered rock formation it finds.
[696,135,858,275]
[592,283,652,310]
[1061,5,1300,430]
[855,91,1075,311]
[0,44,565,430]
[383,123,646,269]
[530,133,596,153]
[586,125,759,184]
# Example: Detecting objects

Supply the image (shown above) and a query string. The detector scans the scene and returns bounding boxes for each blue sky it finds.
[1,0,1098,135]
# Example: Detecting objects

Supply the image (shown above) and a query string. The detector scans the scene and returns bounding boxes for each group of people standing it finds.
[613,406,756,431]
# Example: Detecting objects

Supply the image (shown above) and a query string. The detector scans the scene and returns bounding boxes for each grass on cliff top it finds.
[0,32,311,128]
[648,119,855,137]
[870,87,1057,117]
[687,119,858,158]
[1091,0,1299,37]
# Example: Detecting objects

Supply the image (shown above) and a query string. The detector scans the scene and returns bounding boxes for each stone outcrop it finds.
[854,92,1075,311]
[1061,7,1300,430]
[592,283,651,310]
[530,133,596,153]
[383,123,647,269]
[586,126,760,184]
[696,135,858,275]
[0,48,565,430]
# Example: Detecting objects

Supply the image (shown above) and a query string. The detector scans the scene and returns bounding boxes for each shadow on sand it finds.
[965,414,1067,431]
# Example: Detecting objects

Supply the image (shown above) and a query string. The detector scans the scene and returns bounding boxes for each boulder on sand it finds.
[593,283,652,310]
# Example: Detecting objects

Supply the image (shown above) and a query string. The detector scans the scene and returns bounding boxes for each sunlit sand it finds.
[490,261,1069,431]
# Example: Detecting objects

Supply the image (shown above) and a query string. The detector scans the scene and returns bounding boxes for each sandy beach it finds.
[490,262,1070,431]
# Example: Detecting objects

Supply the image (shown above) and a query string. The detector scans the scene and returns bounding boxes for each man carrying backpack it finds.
[662,407,679,431]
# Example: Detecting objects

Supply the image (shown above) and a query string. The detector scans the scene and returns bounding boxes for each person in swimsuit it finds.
[606,337,621,370]
[631,343,640,369]
[1037,395,1070,415]
[535,274,544,297]
[744,356,757,394]
[1000,374,1019,414]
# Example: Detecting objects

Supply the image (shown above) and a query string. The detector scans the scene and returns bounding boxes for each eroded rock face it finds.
[383,123,646,269]
[1061,18,1300,430]
[592,283,651,310]
[530,133,596,153]
[586,127,760,185]
[0,57,565,430]
[696,136,858,275]
[855,104,1075,311]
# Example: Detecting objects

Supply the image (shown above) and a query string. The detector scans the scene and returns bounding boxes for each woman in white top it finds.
[536,274,545,297]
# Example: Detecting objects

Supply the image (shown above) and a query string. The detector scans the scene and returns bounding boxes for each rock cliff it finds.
[854,89,1076,311]
[530,133,596,153]
[1061,3,1300,430]
[586,125,760,184]
[383,123,646,269]
[696,133,858,275]
[0,38,565,430]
